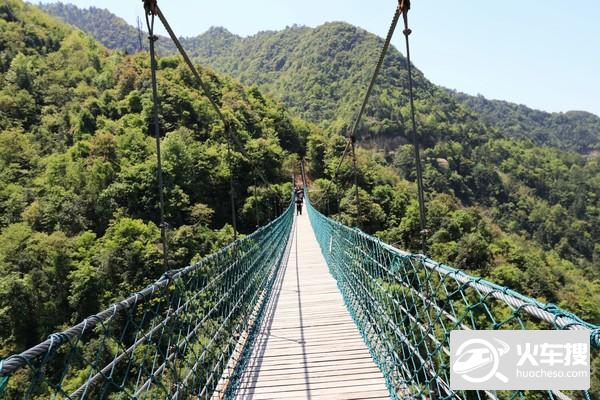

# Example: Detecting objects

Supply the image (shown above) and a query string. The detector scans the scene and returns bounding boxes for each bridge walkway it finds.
[233,212,390,399]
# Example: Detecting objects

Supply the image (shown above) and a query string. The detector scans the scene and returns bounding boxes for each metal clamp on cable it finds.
[143,0,158,16]
[399,0,410,15]
[400,0,412,36]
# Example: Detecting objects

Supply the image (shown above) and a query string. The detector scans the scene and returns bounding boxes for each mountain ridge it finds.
[40,2,600,154]
[450,90,600,153]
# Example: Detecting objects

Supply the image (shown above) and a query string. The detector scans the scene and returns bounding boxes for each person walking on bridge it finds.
[295,187,304,215]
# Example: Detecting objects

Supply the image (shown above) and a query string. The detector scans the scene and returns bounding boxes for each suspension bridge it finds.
[0,196,598,399]
[0,0,599,399]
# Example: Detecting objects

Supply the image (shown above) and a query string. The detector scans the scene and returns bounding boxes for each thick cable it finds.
[323,4,401,217]
[153,5,271,188]
[152,4,283,237]
[0,200,295,378]
[348,5,401,141]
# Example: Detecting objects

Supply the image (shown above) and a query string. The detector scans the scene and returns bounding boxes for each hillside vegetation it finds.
[11,0,600,334]
[453,91,600,153]
[0,0,307,371]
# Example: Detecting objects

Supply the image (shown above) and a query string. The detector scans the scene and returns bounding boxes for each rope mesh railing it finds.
[0,200,294,399]
[306,195,599,400]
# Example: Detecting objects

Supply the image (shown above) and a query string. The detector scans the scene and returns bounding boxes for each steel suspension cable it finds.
[145,1,285,238]
[144,6,168,268]
[161,3,286,233]
[346,1,400,225]
[142,0,242,239]
[348,4,401,142]
[321,3,401,222]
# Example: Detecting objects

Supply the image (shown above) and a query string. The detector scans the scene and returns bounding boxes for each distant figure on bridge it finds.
[295,187,304,215]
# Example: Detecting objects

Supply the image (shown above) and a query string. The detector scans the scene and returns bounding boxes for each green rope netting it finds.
[0,202,294,400]
[306,196,599,400]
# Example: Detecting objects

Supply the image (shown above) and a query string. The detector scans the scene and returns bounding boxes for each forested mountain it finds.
[452,91,600,153]
[10,0,600,330]
[39,3,439,140]
[39,2,146,54]
[38,2,180,55]
[3,1,600,396]
[41,3,600,154]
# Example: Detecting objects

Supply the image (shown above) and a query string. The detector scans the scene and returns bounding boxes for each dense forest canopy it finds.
[1,1,600,397]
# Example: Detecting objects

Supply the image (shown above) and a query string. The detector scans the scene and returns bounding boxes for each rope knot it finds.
[47,332,68,353]
[590,328,600,348]
[0,360,7,395]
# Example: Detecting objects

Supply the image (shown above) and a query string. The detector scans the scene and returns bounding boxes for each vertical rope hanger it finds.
[143,2,168,269]
[227,141,238,240]
[351,134,360,227]
[400,0,428,252]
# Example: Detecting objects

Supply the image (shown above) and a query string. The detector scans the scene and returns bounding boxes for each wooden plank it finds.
[237,385,390,399]
[259,339,369,351]
[238,366,385,382]
[240,364,384,376]
[243,358,379,372]
[238,391,391,400]
[238,381,387,396]
[247,347,370,360]
[232,212,390,399]
[238,372,385,389]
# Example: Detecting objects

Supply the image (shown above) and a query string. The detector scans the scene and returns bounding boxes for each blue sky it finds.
[38,0,600,116]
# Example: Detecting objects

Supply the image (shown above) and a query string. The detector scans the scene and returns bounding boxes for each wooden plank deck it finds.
[234,211,390,399]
